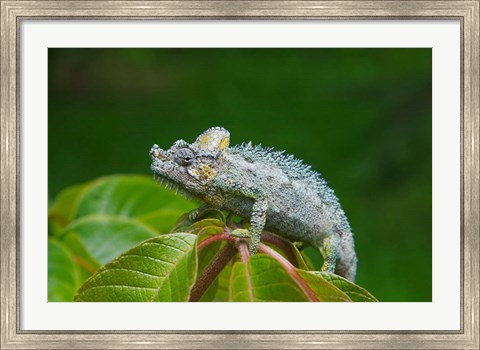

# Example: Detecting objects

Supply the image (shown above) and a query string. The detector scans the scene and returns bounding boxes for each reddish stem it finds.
[193,227,317,302]
[197,233,234,250]
[189,243,237,302]
[259,243,319,302]
[237,240,250,264]
[237,240,254,301]
[261,232,299,267]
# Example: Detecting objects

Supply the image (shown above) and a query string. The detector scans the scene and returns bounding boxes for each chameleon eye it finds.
[174,148,195,166]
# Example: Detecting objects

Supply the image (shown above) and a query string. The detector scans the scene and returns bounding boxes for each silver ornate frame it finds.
[1,1,478,349]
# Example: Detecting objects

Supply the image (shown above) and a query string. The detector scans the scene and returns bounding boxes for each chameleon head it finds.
[149,127,230,195]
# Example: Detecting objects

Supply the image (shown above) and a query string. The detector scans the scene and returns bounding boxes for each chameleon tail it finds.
[335,232,357,282]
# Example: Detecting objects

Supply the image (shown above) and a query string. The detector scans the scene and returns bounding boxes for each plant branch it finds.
[259,243,319,302]
[189,242,237,302]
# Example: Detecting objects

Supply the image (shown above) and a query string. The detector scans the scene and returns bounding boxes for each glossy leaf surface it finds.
[75,233,197,302]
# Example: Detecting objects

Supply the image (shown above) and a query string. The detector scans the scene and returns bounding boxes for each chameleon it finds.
[149,127,357,281]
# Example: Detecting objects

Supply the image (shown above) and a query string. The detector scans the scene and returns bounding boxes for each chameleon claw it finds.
[230,228,251,238]
[231,229,261,254]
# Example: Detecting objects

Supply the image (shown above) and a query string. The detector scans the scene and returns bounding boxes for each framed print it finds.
[1,1,478,349]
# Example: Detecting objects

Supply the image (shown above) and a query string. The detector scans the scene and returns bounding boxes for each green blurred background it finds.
[48,48,432,302]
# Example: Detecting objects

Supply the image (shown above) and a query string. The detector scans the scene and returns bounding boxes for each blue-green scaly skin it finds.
[150,127,357,281]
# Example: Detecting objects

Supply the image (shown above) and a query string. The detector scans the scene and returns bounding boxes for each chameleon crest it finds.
[150,127,358,281]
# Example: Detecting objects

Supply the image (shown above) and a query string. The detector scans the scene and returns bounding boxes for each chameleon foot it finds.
[230,229,260,254]
[230,228,251,238]
[320,237,339,274]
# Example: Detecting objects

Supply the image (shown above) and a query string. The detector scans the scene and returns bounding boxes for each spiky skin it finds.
[150,127,357,281]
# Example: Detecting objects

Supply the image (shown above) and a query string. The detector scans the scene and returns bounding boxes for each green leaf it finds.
[228,254,353,302]
[314,272,378,302]
[170,212,194,233]
[61,215,159,268]
[187,218,225,234]
[195,208,226,222]
[138,209,190,234]
[75,175,197,233]
[296,270,351,302]
[49,182,90,234]
[229,255,309,302]
[171,209,226,234]
[48,238,81,301]
[196,226,225,237]
[74,233,198,302]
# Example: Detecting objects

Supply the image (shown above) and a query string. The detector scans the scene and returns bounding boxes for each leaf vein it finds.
[82,285,157,291]
[121,253,174,265]
[107,267,162,279]
[142,241,186,253]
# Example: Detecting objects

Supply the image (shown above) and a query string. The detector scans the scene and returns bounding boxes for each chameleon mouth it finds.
[152,173,193,200]
[153,173,180,191]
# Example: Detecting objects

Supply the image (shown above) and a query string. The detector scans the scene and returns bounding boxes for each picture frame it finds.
[1,1,478,349]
